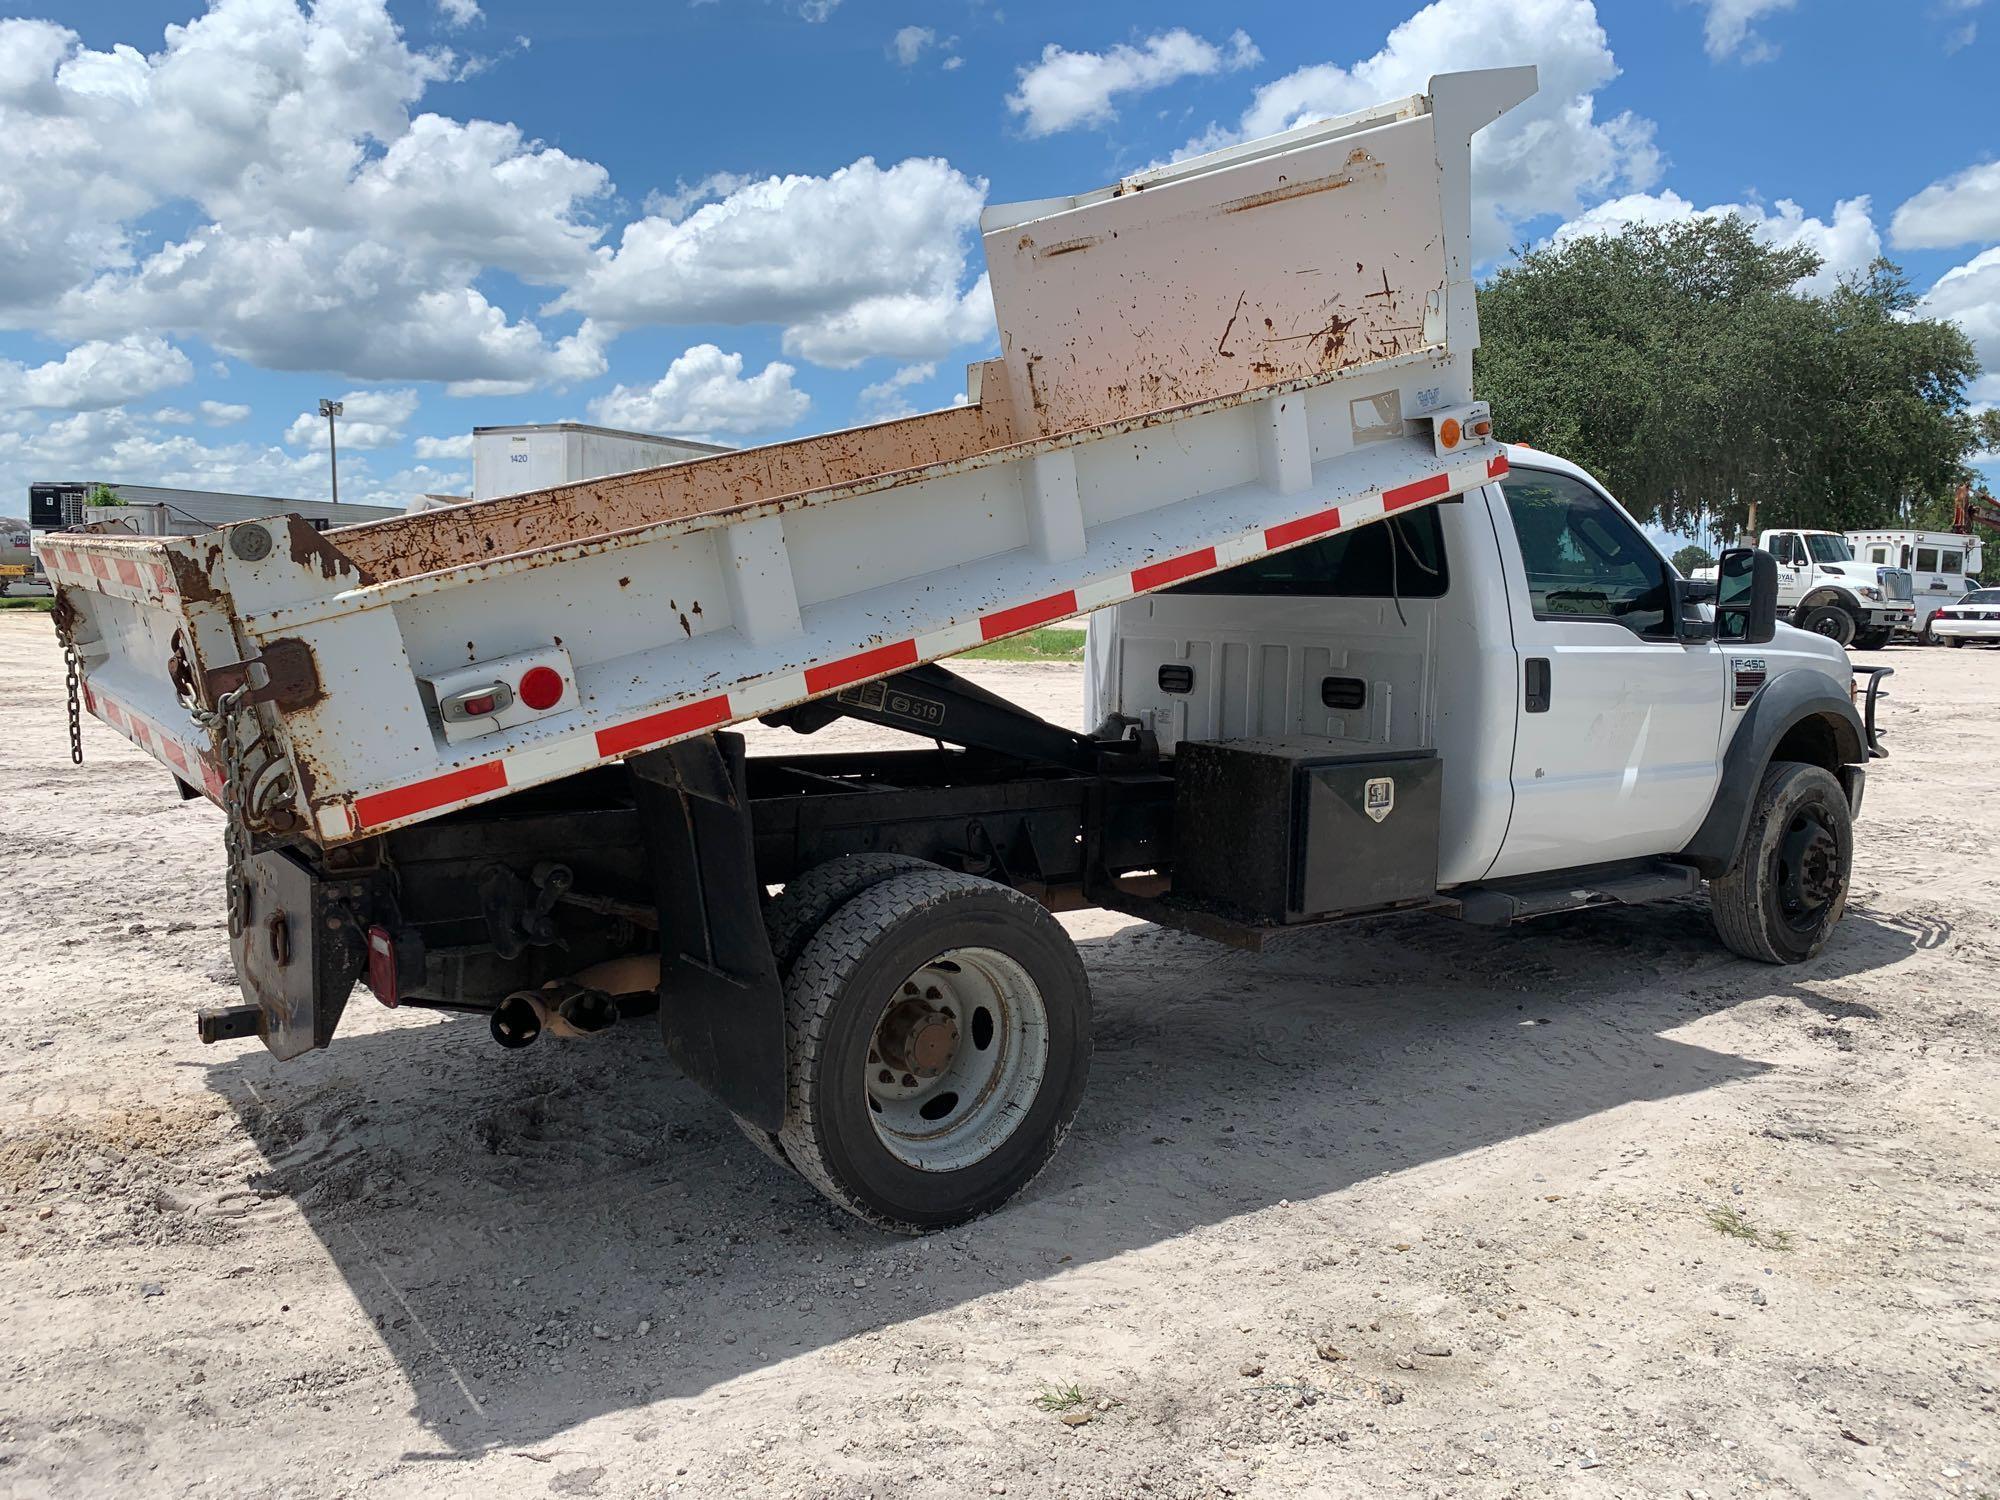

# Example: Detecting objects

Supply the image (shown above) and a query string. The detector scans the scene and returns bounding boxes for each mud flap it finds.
[630,733,788,1132]
[223,848,370,1060]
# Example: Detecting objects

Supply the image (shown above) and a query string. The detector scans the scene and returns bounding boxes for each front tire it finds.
[1800,604,1856,648]
[776,869,1091,1232]
[1710,761,1853,964]
[1850,627,1891,651]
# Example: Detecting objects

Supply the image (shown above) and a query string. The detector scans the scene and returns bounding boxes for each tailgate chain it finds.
[191,685,252,939]
[50,595,83,765]
[61,639,83,766]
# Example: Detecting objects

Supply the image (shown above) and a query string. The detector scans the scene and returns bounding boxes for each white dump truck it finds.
[41,69,1886,1231]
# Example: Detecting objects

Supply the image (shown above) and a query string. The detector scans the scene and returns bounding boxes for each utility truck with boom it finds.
[40,70,1886,1231]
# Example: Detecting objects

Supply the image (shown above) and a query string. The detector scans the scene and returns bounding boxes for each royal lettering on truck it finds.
[38,70,1886,1232]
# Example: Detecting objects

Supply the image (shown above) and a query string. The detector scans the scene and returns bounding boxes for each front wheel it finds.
[777,869,1091,1232]
[1850,627,1891,651]
[1800,604,1856,648]
[1709,762,1853,964]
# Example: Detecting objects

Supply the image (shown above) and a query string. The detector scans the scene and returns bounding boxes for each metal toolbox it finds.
[1171,739,1442,923]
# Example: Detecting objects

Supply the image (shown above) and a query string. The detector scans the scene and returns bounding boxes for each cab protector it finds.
[1679,672,1866,878]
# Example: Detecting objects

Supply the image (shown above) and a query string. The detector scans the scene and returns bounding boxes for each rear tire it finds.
[1800,604,1856,648]
[1710,761,1852,964]
[776,869,1091,1233]
[1948,635,1966,648]
[732,853,938,1167]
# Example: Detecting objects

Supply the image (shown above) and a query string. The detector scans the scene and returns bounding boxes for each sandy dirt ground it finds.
[0,609,1995,1500]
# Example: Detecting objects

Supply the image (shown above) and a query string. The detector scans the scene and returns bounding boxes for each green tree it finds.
[1475,220,1982,538]
[86,483,123,507]
[1671,543,1715,576]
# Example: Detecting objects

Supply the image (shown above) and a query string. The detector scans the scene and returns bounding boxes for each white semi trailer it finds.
[40,69,1883,1231]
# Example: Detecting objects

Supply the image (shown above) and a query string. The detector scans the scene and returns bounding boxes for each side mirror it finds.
[1715,547,1778,644]
[1670,577,1714,642]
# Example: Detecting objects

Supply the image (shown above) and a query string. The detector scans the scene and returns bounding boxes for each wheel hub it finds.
[875,996,960,1080]
[1777,810,1840,929]
[861,947,1051,1174]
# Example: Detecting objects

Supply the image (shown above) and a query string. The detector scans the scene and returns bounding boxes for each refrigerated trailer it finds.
[40,69,1883,1231]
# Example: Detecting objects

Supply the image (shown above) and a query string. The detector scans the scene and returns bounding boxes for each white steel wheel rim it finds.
[863,945,1050,1173]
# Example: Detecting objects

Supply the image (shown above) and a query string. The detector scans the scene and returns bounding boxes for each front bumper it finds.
[1863,607,1913,628]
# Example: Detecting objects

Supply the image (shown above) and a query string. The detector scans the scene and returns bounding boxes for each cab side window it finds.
[1501,470,1671,638]
[1771,533,1804,566]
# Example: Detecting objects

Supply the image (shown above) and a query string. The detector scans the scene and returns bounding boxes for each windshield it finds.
[1806,533,1854,563]
[1964,588,2000,605]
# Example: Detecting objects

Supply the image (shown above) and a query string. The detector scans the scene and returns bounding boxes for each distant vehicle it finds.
[1930,587,2000,647]
[1695,528,1913,649]
[1847,528,1984,642]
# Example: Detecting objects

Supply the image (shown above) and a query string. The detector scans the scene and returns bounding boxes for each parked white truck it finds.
[39,70,1886,1232]
[1699,528,1915,649]
[1846,528,1983,641]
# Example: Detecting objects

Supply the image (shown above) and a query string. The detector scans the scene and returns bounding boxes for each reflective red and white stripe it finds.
[81,681,225,800]
[39,544,176,604]
[319,449,1509,840]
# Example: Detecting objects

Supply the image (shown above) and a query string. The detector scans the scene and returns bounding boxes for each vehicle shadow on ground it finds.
[200,897,1926,1460]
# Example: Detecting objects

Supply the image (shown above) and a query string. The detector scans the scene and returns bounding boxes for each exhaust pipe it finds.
[488,955,662,1049]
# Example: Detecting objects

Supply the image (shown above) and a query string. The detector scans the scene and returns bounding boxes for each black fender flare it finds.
[1679,671,1866,878]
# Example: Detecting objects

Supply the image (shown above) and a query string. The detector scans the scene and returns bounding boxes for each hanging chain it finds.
[191,685,253,938]
[61,639,83,766]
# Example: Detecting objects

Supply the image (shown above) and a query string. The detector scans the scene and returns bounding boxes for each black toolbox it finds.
[1170,739,1442,923]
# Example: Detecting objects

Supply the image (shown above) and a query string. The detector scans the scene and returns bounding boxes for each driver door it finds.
[1487,467,1725,880]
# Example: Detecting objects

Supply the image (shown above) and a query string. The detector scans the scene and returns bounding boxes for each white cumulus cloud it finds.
[436,0,482,28]
[1920,247,2000,403]
[892,26,935,66]
[284,389,421,452]
[1,2,610,394]
[0,335,192,412]
[1688,0,1798,62]
[199,400,250,426]
[1553,192,1883,292]
[1008,28,1260,138]
[857,362,937,421]
[1890,160,2000,251]
[414,433,475,460]
[555,158,993,369]
[588,344,810,438]
[1190,0,1660,263]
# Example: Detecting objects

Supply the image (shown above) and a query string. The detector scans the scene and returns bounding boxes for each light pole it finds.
[319,398,343,505]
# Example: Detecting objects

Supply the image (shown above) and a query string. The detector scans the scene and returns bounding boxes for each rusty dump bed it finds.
[42,69,1532,849]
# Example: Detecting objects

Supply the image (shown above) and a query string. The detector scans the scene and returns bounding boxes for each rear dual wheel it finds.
[741,861,1091,1232]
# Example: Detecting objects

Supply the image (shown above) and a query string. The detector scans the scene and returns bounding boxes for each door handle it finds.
[1524,658,1551,714]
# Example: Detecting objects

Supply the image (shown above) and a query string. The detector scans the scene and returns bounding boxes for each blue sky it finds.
[3,0,1996,515]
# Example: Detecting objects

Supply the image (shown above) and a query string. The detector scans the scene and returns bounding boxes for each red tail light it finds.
[518,664,565,711]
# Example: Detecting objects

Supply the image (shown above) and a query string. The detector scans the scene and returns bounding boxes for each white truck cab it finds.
[1092,444,1876,895]
[1846,529,1982,640]
[1736,528,1914,650]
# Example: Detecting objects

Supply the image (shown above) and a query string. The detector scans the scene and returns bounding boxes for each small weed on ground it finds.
[1706,1205,1794,1250]
[1032,1382,1087,1413]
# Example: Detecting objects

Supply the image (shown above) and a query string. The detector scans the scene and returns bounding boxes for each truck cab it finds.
[1092,446,1876,898]
[1748,528,1913,649]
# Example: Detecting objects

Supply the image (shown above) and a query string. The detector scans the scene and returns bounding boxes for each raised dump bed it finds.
[42,68,1528,849]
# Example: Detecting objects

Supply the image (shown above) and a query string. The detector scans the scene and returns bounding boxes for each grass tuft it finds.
[961,627,1085,663]
[1705,1205,1794,1250]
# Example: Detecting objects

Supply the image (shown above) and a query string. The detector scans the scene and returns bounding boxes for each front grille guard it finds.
[1852,665,1892,758]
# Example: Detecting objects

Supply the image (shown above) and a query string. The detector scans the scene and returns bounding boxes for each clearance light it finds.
[1438,417,1462,450]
